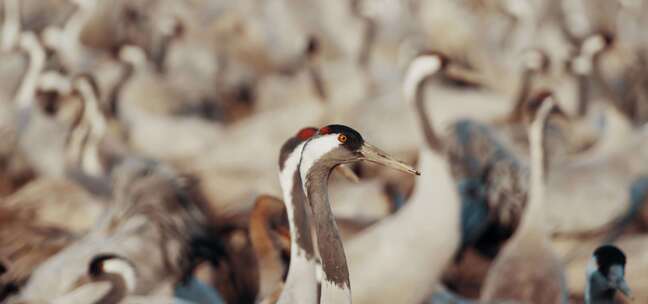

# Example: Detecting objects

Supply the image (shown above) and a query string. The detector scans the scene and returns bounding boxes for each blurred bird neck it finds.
[510,69,534,122]
[93,272,130,304]
[77,80,107,177]
[414,79,442,152]
[250,207,285,300]
[1,0,20,51]
[15,34,46,110]
[516,107,549,238]
[63,0,94,46]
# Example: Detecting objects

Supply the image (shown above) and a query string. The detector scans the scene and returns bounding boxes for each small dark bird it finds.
[586,245,632,304]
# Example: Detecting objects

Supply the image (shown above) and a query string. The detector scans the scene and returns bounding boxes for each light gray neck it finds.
[302,158,352,302]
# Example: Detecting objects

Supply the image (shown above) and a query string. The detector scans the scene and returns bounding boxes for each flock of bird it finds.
[1,0,648,303]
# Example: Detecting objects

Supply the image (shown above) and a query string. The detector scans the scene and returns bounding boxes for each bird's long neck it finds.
[65,103,90,172]
[108,63,134,117]
[249,203,285,301]
[300,158,351,303]
[279,146,317,259]
[1,0,20,51]
[509,69,533,122]
[152,19,181,74]
[577,72,590,117]
[77,80,107,177]
[516,108,549,238]
[92,273,130,304]
[277,145,318,304]
[62,1,94,52]
[15,34,46,111]
[413,77,442,152]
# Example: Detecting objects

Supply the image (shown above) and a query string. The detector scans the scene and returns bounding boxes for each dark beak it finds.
[358,143,420,176]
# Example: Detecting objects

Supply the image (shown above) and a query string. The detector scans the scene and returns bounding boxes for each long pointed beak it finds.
[358,143,420,176]
[609,266,633,299]
[613,278,633,299]
[335,164,360,183]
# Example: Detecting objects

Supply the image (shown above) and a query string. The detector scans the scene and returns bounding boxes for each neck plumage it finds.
[65,106,90,172]
[1,0,19,51]
[277,145,318,304]
[509,69,533,122]
[301,159,351,303]
[15,34,46,111]
[250,201,285,301]
[77,80,107,177]
[93,273,129,304]
[108,63,134,117]
[516,109,548,237]
[414,77,442,152]
[62,1,93,56]
[279,146,316,258]
[577,73,590,118]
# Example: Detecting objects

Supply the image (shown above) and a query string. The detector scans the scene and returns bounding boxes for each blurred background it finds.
[0,0,648,303]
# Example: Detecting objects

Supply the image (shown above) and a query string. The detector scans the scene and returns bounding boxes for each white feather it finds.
[102,258,137,292]
[403,55,442,103]
[299,134,341,186]
[572,55,593,75]
[278,142,306,250]
[582,35,606,56]
[1,0,20,51]
[15,32,46,109]
[523,50,544,70]
[277,141,319,304]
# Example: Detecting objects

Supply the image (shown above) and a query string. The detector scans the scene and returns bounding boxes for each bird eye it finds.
[338,134,347,143]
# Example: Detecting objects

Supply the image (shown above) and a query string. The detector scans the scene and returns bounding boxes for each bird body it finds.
[480,231,567,303]
[480,94,568,304]
[403,52,530,260]
[14,159,217,302]
[346,52,459,304]
[348,147,460,304]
